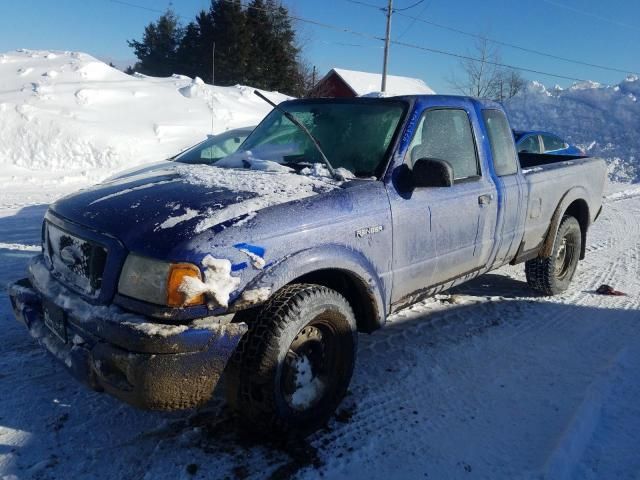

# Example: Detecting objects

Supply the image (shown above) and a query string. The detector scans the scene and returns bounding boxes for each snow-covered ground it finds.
[1,49,640,479]
[2,180,640,479]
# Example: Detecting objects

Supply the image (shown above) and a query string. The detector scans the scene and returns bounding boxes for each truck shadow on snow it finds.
[1,289,638,479]
[0,204,47,292]
[447,273,539,299]
[0,204,48,246]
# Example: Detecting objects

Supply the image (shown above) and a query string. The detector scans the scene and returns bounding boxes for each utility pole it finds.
[381,0,393,93]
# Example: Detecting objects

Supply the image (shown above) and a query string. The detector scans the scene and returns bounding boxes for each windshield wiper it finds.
[253,90,342,181]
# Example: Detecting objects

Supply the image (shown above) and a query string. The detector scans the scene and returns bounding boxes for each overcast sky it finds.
[1,0,638,93]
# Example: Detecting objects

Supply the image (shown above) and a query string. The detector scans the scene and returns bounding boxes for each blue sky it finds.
[0,0,637,93]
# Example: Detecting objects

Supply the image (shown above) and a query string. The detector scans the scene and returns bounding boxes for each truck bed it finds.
[518,152,588,169]
[517,154,607,258]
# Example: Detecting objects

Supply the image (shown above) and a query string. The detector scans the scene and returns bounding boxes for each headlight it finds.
[118,254,205,307]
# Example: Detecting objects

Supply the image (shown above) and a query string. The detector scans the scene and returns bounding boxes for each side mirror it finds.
[412,158,454,187]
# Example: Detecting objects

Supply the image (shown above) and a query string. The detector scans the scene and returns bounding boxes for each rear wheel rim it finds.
[554,233,576,280]
[281,314,340,412]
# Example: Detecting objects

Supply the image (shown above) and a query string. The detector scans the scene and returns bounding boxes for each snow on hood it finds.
[172,163,344,233]
[50,162,344,255]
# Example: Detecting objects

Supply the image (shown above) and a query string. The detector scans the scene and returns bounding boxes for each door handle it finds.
[478,194,493,206]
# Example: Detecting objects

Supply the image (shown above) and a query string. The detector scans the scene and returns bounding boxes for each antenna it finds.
[211,41,215,134]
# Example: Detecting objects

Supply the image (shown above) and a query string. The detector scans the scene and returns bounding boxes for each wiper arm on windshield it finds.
[253,90,342,181]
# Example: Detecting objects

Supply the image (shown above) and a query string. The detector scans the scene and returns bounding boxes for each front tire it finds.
[226,284,357,436]
[525,215,582,295]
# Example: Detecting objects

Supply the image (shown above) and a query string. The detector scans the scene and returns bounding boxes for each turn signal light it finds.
[166,263,205,307]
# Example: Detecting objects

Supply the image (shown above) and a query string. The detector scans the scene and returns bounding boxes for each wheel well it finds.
[564,199,589,259]
[294,269,381,333]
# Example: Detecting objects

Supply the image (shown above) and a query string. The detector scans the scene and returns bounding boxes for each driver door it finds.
[387,105,498,306]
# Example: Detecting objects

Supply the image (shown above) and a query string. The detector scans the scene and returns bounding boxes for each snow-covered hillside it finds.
[0,49,286,189]
[505,76,640,182]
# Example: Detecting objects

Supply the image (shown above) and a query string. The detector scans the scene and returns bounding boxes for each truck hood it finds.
[50,162,343,257]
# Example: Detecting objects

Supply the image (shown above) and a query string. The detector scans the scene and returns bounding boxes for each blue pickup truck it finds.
[9,95,606,435]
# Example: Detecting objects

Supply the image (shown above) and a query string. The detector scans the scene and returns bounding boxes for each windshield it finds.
[233,100,407,178]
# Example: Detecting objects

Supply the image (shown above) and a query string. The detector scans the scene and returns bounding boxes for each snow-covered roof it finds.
[331,67,435,96]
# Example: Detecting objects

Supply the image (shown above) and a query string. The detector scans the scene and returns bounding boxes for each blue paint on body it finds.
[233,242,266,258]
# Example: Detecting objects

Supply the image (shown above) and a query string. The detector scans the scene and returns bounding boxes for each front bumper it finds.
[8,259,247,411]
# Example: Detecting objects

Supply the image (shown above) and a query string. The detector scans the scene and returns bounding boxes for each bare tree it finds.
[495,69,526,102]
[448,36,527,101]
[448,37,502,99]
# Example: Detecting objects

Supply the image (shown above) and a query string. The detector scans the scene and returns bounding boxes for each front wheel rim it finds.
[281,316,339,412]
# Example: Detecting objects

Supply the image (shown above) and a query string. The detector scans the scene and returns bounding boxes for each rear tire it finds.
[225,284,357,436]
[525,215,581,295]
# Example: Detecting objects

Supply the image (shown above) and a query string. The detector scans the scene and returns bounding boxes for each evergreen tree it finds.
[176,20,204,79]
[245,0,271,87]
[127,10,183,77]
[195,10,216,83]
[210,0,250,85]
[128,1,310,95]
[266,1,299,92]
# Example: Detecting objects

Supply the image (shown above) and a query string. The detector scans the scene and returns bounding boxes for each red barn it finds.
[308,68,435,98]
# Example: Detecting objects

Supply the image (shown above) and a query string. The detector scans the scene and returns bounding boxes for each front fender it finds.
[230,243,388,331]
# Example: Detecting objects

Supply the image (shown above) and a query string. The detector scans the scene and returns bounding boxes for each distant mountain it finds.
[505,76,640,183]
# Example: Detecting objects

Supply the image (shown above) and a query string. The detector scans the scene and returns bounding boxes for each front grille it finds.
[44,222,108,298]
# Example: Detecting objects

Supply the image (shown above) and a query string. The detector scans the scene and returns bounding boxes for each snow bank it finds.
[0,49,287,188]
[505,76,640,182]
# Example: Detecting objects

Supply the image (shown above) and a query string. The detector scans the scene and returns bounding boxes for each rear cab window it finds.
[482,110,519,176]
[541,134,565,153]
[517,134,541,154]
[408,108,480,181]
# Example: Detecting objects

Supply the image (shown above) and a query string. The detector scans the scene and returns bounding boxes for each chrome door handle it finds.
[478,194,493,206]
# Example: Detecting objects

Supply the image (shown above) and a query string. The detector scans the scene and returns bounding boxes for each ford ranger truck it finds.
[9,95,607,435]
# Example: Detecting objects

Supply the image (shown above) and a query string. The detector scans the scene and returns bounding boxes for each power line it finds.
[540,0,640,32]
[346,0,638,76]
[390,39,586,82]
[397,0,433,39]
[393,10,638,76]
[105,0,165,14]
[229,0,588,82]
[394,0,426,11]
[212,0,600,83]
[345,0,386,10]
[229,0,385,41]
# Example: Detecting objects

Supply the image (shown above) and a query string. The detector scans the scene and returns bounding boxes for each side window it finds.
[517,135,541,154]
[483,110,518,176]
[409,109,479,180]
[200,135,246,160]
[541,134,564,152]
